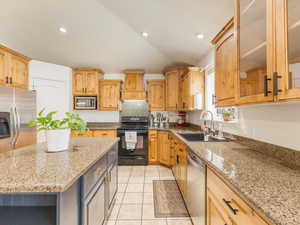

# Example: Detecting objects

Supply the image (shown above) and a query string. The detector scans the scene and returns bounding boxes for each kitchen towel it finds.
[125,131,137,150]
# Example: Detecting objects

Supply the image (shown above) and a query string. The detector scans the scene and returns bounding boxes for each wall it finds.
[29,60,72,142]
[188,49,300,151]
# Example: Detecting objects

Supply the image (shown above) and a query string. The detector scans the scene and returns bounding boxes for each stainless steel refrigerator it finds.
[0,86,36,152]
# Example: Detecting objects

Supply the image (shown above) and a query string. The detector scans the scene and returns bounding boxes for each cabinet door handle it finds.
[10,77,12,84]
[223,199,239,215]
[6,76,9,84]
[273,72,282,96]
[212,95,217,105]
[263,75,271,96]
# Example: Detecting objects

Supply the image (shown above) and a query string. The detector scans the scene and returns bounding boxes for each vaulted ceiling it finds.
[0,0,233,73]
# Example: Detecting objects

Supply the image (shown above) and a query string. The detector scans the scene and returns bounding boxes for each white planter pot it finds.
[46,129,71,152]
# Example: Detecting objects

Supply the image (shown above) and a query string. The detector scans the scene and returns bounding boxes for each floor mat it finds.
[153,180,189,218]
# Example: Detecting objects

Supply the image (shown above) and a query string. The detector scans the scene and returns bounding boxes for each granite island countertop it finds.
[168,128,300,225]
[0,138,119,193]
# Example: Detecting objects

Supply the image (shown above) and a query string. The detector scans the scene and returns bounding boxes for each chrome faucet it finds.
[199,110,215,137]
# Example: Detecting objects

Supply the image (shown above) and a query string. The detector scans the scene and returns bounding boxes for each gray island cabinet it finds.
[0,138,119,225]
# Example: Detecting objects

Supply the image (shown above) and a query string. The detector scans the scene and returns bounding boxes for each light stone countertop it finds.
[0,138,119,193]
[169,129,300,225]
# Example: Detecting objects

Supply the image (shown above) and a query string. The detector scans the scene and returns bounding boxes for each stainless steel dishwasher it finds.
[187,151,206,225]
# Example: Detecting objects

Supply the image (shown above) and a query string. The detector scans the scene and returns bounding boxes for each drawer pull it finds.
[223,199,239,215]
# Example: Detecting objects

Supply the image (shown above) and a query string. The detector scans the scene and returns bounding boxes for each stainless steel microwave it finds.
[74,96,97,110]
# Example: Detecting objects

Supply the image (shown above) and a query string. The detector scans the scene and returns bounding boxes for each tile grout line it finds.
[114,166,132,225]
[141,166,146,225]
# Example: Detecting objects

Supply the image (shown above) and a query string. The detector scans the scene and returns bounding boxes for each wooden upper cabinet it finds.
[212,18,237,107]
[165,68,181,110]
[165,67,204,111]
[236,0,275,105]
[0,48,7,85]
[181,72,190,110]
[181,67,205,110]
[10,55,29,89]
[276,0,300,101]
[99,80,121,111]
[122,70,146,100]
[72,68,103,96]
[85,71,99,95]
[147,80,165,111]
[0,45,30,89]
[73,71,86,95]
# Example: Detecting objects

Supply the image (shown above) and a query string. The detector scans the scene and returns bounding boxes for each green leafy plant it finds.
[28,109,87,133]
[223,111,232,116]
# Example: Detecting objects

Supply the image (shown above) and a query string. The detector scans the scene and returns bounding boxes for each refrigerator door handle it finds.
[9,106,17,147]
[14,106,21,147]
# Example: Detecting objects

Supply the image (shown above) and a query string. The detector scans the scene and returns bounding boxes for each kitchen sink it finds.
[178,133,230,142]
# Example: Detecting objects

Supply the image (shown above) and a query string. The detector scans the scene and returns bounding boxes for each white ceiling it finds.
[98,0,234,65]
[0,0,233,73]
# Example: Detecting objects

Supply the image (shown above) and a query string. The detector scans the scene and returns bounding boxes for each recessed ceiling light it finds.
[142,32,149,37]
[59,27,67,33]
[196,33,204,39]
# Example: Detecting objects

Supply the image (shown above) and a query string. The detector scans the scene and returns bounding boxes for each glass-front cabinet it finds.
[236,0,300,105]
[237,0,276,105]
[276,0,300,101]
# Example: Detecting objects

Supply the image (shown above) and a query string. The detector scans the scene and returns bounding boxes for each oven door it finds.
[117,130,148,165]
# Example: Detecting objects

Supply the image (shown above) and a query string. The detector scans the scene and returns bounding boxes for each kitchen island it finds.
[0,138,119,225]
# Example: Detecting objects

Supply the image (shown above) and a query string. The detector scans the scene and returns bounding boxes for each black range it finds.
[117,116,148,165]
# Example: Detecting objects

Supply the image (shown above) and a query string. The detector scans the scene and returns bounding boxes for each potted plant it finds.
[222,111,232,121]
[29,109,87,152]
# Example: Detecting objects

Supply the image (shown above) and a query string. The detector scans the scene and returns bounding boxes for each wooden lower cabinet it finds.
[93,130,117,138]
[177,143,187,199]
[148,130,172,165]
[207,168,270,225]
[171,138,188,199]
[71,130,116,138]
[71,130,94,137]
[207,190,232,225]
[158,131,171,166]
[148,130,158,164]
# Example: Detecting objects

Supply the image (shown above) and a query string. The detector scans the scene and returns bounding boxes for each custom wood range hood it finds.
[122,70,146,100]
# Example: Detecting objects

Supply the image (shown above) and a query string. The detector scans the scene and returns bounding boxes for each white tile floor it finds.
[106,165,192,225]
